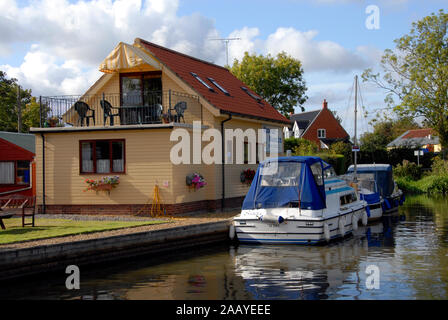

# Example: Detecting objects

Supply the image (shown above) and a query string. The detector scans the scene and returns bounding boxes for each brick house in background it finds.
[387,128,441,153]
[284,99,350,149]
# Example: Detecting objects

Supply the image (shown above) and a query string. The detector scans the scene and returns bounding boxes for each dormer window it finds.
[208,78,229,96]
[191,72,214,92]
[241,86,262,104]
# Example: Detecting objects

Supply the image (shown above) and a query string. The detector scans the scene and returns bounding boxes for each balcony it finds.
[37,90,200,128]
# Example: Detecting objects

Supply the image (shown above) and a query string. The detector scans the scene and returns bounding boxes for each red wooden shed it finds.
[0,132,36,197]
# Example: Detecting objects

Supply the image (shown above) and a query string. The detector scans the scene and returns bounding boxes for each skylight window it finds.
[208,78,230,96]
[191,72,214,92]
[241,87,262,103]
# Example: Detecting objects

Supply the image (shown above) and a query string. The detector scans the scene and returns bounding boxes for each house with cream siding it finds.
[30,39,289,215]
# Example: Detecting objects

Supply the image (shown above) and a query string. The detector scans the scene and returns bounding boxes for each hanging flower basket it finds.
[240,169,256,185]
[84,176,120,195]
[186,173,207,190]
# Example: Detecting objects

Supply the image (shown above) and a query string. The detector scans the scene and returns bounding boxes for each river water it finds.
[2,194,448,300]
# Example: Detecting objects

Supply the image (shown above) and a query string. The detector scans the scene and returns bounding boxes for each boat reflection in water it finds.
[233,220,394,300]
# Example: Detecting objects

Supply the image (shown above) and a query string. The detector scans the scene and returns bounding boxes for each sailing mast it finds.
[354,75,358,182]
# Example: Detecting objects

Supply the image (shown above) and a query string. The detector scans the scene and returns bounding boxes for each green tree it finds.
[229,51,307,116]
[362,9,448,150]
[360,116,420,152]
[292,138,319,156]
[330,141,352,164]
[22,97,45,131]
[0,70,36,132]
[284,137,300,152]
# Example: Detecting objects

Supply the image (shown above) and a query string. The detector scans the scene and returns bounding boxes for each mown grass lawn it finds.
[0,218,169,245]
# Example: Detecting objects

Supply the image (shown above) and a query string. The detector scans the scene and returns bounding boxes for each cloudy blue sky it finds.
[0,0,445,134]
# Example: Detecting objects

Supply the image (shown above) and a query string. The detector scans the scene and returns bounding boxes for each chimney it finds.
[322,99,328,110]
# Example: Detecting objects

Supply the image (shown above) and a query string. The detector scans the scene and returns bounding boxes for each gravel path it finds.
[0,211,239,251]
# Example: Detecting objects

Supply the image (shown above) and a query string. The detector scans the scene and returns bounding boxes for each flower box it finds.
[94,184,113,191]
[84,176,120,195]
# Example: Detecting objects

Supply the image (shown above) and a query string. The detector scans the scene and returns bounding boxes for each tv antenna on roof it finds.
[209,38,241,66]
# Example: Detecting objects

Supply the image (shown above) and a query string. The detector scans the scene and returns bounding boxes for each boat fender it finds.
[260,214,284,224]
[362,210,368,226]
[384,198,391,210]
[394,199,399,208]
[229,223,235,240]
[324,223,331,242]
[352,213,358,231]
[399,194,405,205]
[366,205,371,218]
[339,216,345,236]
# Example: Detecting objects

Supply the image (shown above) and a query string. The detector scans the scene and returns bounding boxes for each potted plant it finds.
[240,169,256,185]
[186,173,207,190]
[49,117,59,127]
[162,113,170,124]
[84,176,120,195]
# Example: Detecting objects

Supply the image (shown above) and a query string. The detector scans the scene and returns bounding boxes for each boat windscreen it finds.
[260,162,301,187]
[310,162,324,186]
[242,158,327,210]
[324,166,337,178]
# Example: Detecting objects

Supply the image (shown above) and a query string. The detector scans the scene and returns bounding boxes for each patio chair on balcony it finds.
[74,101,95,127]
[174,101,187,123]
[100,100,120,126]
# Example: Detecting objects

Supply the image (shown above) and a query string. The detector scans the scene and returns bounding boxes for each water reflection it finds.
[1,194,447,300]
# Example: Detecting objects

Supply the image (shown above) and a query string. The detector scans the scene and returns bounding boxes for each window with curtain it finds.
[0,162,15,184]
[80,140,125,174]
[0,161,30,185]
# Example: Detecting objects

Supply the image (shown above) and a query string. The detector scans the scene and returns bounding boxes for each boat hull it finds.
[234,208,365,245]
[367,202,383,221]
[383,191,404,214]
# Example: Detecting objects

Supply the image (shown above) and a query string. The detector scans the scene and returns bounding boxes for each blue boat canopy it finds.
[242,156,327,210]
[347,164,394,198]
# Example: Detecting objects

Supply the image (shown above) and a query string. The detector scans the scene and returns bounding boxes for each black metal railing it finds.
[38,90,199,128]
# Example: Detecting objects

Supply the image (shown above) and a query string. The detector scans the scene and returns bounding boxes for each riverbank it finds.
[0,211,236,281]
[396,175,448,194]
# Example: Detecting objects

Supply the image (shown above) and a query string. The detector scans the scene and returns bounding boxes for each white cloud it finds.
[1,45,101,96]
[0,0,382,101]
[263,27,370,72]
[0,0,223,95]
[227,27,261,64]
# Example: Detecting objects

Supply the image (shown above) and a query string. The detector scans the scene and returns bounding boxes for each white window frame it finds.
[317,129,326,138]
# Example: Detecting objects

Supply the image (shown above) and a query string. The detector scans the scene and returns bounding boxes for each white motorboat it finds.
[347,164,405,215]
[344,76,404,217]
[341,172,384,222]
[231,156,369,245]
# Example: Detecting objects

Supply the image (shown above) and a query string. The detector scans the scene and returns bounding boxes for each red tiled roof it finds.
[137,39,289,124]
[402,128,433,139]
